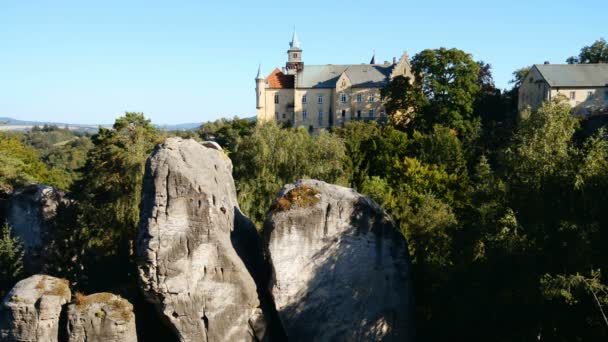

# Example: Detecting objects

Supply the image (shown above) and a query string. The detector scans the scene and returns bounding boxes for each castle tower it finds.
[255,65,265,113]
[286,30,303,75]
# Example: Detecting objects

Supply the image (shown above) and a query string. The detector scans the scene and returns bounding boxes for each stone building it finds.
[518,63,608,116]
[255,32,413,130]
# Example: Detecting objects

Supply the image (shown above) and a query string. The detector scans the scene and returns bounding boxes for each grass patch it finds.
[272,185,321,212]
[74,292,132,322]
[35,276,70,298]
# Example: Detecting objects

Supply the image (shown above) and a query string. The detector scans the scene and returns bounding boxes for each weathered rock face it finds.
[6,184,68,272]
[0,275,71,342]
[137,138,281,342]
[67,293,137,342]
[264,179,414,341]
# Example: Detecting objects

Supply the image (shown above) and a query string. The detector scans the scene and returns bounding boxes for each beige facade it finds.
[256,32,413,130]
[519,64,608,116]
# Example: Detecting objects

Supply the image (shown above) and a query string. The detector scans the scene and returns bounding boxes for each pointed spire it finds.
[256,64,264,80]
[370,50,376,64]
[290,29,300,49]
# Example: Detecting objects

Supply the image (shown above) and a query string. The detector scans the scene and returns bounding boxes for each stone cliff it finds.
[136,138,283,342]
[263,179,414,341]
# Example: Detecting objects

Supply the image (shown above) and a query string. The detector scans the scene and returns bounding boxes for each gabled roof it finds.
[295,64,395,89]
[534,64,608,87]
[266,68,294,89]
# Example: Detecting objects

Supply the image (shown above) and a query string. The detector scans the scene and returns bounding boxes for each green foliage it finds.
[567,37,608,64]
[503,98,579,195]
[380,75,421,129]
[410,125,466,174]
[509,66,532,89]
[75,113,161,250]
[233,123,347,227]
[0,132,69,191]
[0,224,25,297]
[402,193,457,268]
[410,48,481,133]
[198,117,255,153]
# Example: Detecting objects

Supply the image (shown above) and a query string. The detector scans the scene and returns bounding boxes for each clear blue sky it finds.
[1,0,605,125]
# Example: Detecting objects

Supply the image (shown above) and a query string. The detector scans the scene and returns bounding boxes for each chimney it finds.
[392,57,397,64]
[544,61,550,64]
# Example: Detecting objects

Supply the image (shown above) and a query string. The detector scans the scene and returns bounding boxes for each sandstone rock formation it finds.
[67,293,137,342]
[6,184,68,272]
[263,179,414,341]
[137,138,282,342]
[0,275,71,342]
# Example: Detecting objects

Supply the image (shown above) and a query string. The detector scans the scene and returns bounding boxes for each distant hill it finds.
[0,116,256,132]
[0,117,105,132]
[155,122,202,131]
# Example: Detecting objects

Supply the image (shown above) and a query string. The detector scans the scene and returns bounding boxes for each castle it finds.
[255,32,414,130]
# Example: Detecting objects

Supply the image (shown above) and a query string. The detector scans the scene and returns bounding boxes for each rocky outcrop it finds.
[137,138,282,342]
[67,293,137,342]
[6,184,68,272]
[263,179,414,341]
[0,275,71,342]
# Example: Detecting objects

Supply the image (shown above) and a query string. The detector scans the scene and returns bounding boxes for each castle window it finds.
[341,110,346,118]
[357,110,361,118]
[302,111,307,120]
[570,91,575,100]
[369,109,374,117]
[318,111,324,125]
[368,94,375,103]
[274,94,280,104]
[356,94,362,103]
[340,93,347,103]
[282,113,286,119]
[302,95,307,104]
[318,95,323,104]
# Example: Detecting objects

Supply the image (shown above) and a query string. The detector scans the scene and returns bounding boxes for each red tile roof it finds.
[266,68,294,89]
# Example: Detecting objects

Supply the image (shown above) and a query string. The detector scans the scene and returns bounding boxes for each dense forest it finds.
[1,38,608,341]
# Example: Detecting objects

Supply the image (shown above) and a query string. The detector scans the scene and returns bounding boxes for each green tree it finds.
[76,113,161,249]
[233,123,347,227]
[0,132,69,191]
[0,224,25,297]
[380,75,423,129]
[410,48,481,133]
[68,113,161,289]
[198,117,255,154]
[567,38,608,64]
[503,97,579,194]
